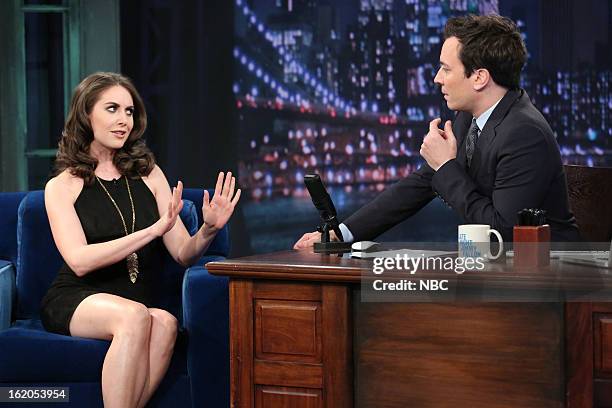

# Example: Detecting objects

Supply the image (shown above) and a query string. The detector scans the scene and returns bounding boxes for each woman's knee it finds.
[116,303,152,337]
[150,309,178,350]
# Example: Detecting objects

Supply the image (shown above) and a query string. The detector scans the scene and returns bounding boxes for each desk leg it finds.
[230,279,254,408]
[229,279,352,408]
[565,302,593,407]
[322,285,353,407]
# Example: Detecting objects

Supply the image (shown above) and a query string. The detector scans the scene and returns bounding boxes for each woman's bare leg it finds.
[69,293,151,408]
[136,308,178,408]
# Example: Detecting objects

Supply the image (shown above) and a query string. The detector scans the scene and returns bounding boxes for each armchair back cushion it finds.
[0,192,27,264]
[15,192,62,320]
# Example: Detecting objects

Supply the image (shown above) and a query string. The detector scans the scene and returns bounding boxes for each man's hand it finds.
[293,230,339,250]
[420,118,457,171]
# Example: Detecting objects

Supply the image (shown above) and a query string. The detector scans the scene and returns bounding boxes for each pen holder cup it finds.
[513,225,551,268]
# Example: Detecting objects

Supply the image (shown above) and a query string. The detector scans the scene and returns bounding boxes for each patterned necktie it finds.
[466,117,480,168]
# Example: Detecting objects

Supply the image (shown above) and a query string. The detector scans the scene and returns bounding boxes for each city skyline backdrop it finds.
[232,0,611,252]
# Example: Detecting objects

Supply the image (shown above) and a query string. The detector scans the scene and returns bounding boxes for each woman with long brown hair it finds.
[40,72,240,408]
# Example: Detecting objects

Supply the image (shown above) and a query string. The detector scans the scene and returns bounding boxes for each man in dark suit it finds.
[294,14,579,248]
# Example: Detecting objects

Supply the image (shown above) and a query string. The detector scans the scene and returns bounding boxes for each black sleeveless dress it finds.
[40,176,162,336]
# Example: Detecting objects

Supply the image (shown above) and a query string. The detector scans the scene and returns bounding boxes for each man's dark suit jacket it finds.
[343,89,580,242]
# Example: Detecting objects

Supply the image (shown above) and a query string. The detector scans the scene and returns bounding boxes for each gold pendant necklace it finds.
[96,175,139,283]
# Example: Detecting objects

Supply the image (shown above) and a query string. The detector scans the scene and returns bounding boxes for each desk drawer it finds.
[256,386,322,408]
[255,299,322,364]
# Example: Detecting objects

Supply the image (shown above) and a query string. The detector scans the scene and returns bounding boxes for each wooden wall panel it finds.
[355,302,564,408]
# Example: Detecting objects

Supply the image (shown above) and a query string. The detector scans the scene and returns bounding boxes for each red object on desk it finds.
[513,224,551,267]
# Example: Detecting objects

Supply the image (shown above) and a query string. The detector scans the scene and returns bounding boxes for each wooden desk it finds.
[207,251,611,407]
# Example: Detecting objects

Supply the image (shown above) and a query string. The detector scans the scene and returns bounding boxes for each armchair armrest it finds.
[0,260,16,331]
[181,256,229,408]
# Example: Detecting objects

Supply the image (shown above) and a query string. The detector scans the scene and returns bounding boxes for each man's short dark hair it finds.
[444,14,527,89]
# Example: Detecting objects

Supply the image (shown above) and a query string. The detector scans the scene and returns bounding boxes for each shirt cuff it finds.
[339,223,354,243]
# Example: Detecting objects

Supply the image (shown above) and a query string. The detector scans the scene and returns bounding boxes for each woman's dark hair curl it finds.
[54,72,155,185]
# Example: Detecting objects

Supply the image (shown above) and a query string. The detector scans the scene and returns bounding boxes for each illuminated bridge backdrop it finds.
[233,0,611,253]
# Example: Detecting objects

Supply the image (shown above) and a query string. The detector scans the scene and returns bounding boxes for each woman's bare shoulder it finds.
[45,169,84,204]
[141,165,167,196]
[142,164,164,181]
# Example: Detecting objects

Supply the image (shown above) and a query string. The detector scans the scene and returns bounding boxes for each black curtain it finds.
[121,0,252,255]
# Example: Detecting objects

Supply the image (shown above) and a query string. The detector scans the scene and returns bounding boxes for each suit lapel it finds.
[467,89,523,173]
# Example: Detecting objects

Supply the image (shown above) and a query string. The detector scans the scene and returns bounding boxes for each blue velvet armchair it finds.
[0,188,229,407]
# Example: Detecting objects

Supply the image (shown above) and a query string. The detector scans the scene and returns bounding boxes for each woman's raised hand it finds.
[202,171,241,232]
[152,181,184,237]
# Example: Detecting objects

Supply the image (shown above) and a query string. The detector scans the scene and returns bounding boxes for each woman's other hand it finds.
[202,171,241,232]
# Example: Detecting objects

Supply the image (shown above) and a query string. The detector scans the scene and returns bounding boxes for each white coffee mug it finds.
[458,224,504,261]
